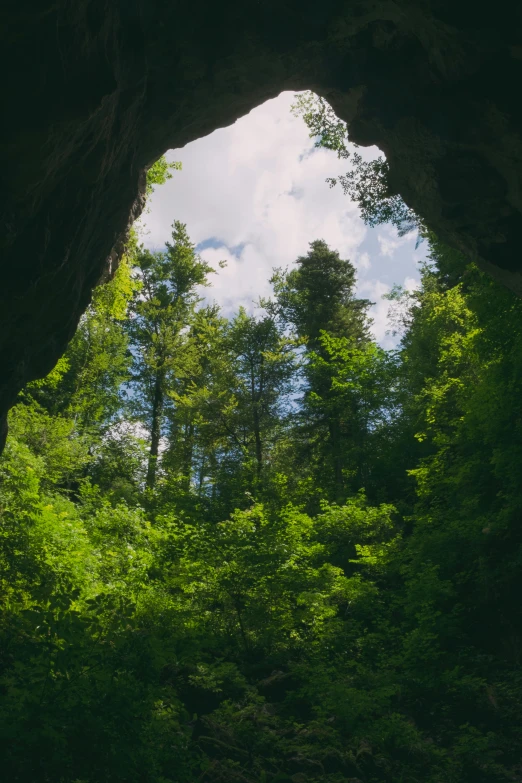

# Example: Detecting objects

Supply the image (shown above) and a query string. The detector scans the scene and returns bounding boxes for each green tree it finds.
[269,239,374,504]
[308,333,398,500]
[5,216,522,783]
[268,238,371,350]
[225,308,298,488]
[145,156,182,200]
[128,221,213,489]
[27,259,135,437]
[164,306,298,516]
[158,304,230,504]
[292,91,421,236]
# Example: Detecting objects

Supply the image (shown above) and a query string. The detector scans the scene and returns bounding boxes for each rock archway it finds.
[2,0,522,445]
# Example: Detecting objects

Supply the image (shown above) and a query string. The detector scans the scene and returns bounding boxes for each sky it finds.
[141,92,426,348]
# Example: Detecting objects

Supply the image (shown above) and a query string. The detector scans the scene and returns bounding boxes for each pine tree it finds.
[269,239,374,504]
[127,221,212,489]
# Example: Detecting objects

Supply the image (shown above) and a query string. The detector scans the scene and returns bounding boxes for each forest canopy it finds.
[2,137,522,783]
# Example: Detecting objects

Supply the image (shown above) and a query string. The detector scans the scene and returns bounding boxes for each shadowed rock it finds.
[1,0,522,446]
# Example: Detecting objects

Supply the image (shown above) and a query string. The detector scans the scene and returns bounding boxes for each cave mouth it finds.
[3,5,522,774]
[2,1,522,451]
[140,92,425,348]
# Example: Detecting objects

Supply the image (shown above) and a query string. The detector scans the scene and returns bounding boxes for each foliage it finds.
[292,92,422,237]
[127,221,213,488]
[2,209,522,782]
[145,155,182,199]
[265,240,379,506]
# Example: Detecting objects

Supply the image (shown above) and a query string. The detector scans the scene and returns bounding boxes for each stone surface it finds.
[1,0,522,445]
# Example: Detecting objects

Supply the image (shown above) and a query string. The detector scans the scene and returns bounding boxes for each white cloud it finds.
[358,279,393,347]
[377,226,416,258]
[404,276,420,292]
[143,93,369,299]
[356,251,371,271]
[141,92,424,345]
[198,244,275,315]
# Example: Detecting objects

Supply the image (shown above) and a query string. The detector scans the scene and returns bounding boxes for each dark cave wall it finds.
[1,0,522,445]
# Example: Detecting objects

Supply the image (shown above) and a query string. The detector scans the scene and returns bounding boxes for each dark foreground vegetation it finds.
[2,115,522,781]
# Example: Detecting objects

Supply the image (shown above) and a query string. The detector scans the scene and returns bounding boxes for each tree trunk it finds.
[251,363,263,482]
[197,454,206,495]
[146,372,164,489]
[253,404,263,481]
[329,418,344,505]
[182,418,194,491]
